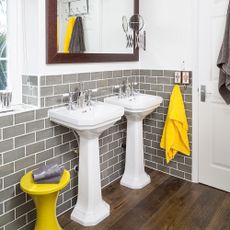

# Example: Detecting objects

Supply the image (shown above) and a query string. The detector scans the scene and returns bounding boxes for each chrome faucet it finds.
[114,81,138,99]
[125,80,131,97]
[63,92,76,110]
[85,89,98,106]
[114,85,124,99]
[78,90,86,109]
[76,83,86,109]
[86,90,92,106]
[130,82,138,96]
[63,86,98,110]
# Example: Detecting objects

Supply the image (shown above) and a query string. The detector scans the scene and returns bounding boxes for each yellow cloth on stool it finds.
[160,85,191,163]
[63,16,77,53]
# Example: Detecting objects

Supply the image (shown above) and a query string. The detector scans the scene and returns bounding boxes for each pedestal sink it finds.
[105,94,163,189]
[49,102,124,226]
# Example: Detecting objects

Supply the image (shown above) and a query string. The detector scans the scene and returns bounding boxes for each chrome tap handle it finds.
[75,82,87,109]
[63,92,75,110]
[68,92,76,110]
[86,90,92,106]
[125,80,131,97]
[86,89,98,106]
[113,85,123,98]
[113,85,120,89]
[131,82,138,96]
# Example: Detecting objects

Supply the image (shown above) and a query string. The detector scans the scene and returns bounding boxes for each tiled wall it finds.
[1,70,140,230]
[0,69,192,230]
[38,70,140,108]
[140,70,192,181]
[22,76,39,107]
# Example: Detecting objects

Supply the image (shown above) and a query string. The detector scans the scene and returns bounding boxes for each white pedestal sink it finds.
[105,94,163,189]
[49,102,124,226]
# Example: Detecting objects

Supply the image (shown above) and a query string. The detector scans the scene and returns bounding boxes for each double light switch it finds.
[174,71,190,85]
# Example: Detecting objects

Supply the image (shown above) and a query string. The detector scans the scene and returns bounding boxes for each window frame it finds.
[0,0,8,91]
[0,0,22,105]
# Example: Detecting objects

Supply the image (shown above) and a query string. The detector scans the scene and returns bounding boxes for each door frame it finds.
[191,0,199,183]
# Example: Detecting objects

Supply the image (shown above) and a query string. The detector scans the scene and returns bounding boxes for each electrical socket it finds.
[174,72,182,84]
[182,71,190,85]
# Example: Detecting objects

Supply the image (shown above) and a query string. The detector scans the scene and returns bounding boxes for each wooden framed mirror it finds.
[46,0,139,63]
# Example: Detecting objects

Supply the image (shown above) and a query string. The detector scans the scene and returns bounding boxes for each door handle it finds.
[200,85,212,102]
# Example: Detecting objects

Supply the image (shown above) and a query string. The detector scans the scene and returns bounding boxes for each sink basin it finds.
[49,102,124,226]
[105,93,163,116]
[49,102,124,131]
[105,94,163,189]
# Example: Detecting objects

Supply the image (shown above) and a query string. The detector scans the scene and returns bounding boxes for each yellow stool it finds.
[20,170,70,230]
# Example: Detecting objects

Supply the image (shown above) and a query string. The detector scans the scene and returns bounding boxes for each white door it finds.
[198,0,230,192]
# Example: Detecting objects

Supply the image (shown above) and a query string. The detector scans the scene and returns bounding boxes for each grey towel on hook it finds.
[32,164,64,184]
[217,1,230,104]
[69,17,86,53]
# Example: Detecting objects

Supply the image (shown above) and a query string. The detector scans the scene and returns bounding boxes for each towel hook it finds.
[68,2,87,19]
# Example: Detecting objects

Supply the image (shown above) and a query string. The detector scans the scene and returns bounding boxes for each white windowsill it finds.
[0,104,38,117]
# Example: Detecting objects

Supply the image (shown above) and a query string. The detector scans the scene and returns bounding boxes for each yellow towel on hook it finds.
[63,16,76,53]
[160,85,191,163]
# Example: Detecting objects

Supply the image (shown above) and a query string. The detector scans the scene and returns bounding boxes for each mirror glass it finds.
[57,0,134,54]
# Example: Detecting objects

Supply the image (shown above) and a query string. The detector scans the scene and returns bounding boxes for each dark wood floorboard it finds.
[59,169,230,230]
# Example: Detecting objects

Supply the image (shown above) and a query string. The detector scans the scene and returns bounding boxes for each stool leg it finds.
[31,192,62,230]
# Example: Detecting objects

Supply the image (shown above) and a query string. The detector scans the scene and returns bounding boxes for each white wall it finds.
[21,0,195,76]
[140,0,193,70]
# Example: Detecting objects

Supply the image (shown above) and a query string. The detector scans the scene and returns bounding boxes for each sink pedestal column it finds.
[121,114,151,189]
[71,132,110,226]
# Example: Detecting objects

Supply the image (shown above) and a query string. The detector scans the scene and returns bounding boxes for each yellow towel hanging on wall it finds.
[63,16,77,53]
[160,85,191,163]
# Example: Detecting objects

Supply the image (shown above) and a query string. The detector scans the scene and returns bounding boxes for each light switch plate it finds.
[174,72,182,84]
[182,71,190,85]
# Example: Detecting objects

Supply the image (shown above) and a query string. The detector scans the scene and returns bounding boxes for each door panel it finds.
[198,0,230,192]
[212,107,230,168]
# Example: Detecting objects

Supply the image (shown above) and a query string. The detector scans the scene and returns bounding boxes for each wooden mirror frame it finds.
[46,0,139,64]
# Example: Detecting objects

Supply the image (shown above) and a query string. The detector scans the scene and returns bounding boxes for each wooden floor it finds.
[59,169,230,230]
